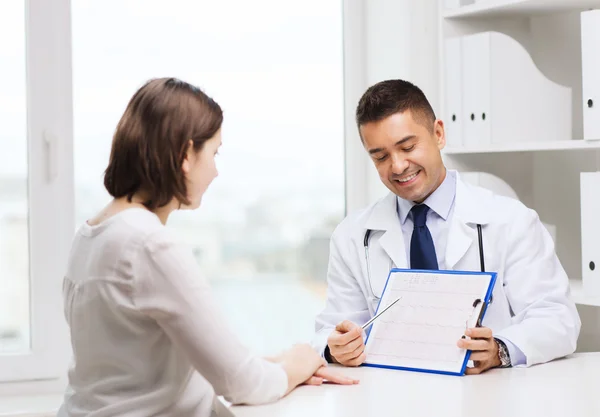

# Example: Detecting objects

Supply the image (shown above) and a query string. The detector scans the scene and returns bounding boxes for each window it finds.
[0,0,73,382]
[0,1,29,356]
[72,0,344,355]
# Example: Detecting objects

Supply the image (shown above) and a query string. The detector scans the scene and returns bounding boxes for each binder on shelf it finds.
[462,33,491,147]
[454,31,571,146]
[444,37,463,148]
[580,172,600,296]
[581,10,600,141]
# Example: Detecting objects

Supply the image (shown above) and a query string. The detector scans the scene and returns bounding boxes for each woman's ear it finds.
[181,139,195,174]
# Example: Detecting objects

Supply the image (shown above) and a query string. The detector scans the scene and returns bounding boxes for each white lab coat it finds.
[314,173,581,367]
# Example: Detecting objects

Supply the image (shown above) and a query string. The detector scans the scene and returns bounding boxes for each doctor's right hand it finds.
[327,320,366,367]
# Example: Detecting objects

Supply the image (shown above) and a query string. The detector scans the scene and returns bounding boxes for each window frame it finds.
[0,0,74,383]
[342,0,372,213]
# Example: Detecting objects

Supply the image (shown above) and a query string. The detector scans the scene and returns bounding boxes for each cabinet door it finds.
[582,10,600,140]
[581,172,600,294]
[444,37,463,148]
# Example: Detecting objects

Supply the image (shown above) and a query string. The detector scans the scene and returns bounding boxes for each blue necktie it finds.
[410,204,439,270]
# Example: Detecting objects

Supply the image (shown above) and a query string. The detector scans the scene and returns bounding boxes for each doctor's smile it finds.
[393,169,421,186]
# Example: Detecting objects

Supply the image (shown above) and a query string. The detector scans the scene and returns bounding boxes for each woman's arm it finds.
[132,229,324,405]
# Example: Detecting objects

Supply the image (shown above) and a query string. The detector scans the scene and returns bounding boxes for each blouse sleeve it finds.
[133,229,288,405]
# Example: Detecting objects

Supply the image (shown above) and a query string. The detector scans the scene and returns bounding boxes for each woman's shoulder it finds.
[118,210,185,255]
[116,209,179,250]
[75,208,189,265]
[77,208,167,249]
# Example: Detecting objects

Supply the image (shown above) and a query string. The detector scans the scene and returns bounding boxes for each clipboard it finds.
[363,268,497,376]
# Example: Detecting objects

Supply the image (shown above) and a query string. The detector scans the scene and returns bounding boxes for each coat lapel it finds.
[445,220,477,269]
[445,174,492,269]
[379,223,408,269]
[364,193,408,269]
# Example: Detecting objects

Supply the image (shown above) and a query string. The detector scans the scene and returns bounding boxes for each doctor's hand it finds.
[456,327,501,375]
[327,320,366,367]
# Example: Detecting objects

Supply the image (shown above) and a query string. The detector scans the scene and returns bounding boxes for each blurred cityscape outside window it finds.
[72,0,344,355]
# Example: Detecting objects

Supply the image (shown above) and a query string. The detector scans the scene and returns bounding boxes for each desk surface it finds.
[231,353,600,417]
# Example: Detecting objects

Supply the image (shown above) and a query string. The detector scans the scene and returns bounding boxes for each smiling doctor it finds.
[313,79,581,374]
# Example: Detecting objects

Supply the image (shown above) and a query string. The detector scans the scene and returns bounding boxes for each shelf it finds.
[443,139,600,154]
[0,394,59,417]
[443,0,600,19]
[570,279,600,307]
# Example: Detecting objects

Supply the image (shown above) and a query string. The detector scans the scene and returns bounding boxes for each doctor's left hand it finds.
[456,327,501,375]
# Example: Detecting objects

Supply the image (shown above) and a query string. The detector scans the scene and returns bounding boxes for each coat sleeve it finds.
[494,206,581,366]
[312,223,371,356]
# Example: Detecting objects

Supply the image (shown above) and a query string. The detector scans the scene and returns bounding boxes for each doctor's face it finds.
[360,110,446,203]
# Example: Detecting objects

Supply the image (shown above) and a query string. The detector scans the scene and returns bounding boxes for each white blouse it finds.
[58,208,287,417]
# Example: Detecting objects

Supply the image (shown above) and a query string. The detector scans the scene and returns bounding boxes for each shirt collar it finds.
[397,169,456,224]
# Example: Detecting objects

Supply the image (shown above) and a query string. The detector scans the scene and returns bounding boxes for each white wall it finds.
[344,0,441,208]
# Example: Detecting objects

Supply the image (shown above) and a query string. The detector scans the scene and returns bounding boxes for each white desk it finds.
[231,353,600,417]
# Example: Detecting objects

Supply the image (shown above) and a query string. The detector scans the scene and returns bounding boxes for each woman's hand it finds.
[303,365,359,386]
[277,344,358,395]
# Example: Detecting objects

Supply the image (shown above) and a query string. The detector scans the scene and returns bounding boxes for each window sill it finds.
[0,395,61,417]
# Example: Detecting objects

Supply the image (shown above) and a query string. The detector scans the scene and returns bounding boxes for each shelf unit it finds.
[444,0,600,19]
[444,139,600,154]
[570,279,600,307]
[439,0,600,306]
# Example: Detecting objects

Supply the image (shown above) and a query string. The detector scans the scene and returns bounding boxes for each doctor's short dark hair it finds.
[104,77,223,210]
[355,79,436,133]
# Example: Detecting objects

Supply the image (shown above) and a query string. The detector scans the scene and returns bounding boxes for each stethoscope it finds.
[364,224,486,300]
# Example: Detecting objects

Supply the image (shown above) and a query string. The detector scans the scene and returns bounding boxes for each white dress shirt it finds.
[58,208,287,417]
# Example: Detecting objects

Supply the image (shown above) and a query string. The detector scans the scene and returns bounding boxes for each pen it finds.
[362,297,402,329]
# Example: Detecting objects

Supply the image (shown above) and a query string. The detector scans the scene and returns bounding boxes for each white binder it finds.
[444,37,463,148]
[580,172,600,295]
[462,33,491,147]
[460,31,571,146]
[581,10,600,140]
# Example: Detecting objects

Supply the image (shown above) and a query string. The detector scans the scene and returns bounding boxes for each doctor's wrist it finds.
[494,338,512,368]
[324,345,338,364]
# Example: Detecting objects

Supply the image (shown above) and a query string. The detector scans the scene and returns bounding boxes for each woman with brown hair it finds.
[58,78,356,417]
